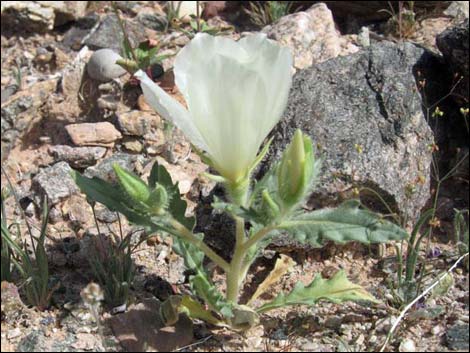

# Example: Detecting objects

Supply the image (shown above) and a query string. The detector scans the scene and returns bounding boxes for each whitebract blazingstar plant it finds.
[73,34,408,331]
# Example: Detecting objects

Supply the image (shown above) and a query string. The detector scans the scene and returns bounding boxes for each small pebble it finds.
[399,338,416,352]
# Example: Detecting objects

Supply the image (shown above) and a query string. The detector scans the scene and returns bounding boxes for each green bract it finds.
[73,33,409,331]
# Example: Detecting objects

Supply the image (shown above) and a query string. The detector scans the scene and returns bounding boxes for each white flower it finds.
[135,33,292,183]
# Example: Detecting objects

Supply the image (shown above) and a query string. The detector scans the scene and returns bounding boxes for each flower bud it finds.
[113,164,150,204]
[277,129,315,208]
[147,184,169,215]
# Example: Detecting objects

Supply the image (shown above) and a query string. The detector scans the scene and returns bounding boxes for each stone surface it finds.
[1,1,88,33]
[116,110,160,136]
[260,41,435,226]
[31,161,79,205]
[65,122,122,147]
[84,152,144,182]
[1,1,55,33]
[86,49,127,82]
[262,3,359,70]
[1,78,58,161]
[137,7,168,31]
[436,19,469,104]
[35,1,88,26]
[107,298,193,352]
[49,145,107,168]
[446,323,469,350]
[83,14,147,53]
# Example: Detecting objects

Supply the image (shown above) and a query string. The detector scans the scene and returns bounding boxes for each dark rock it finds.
[84,152,144,182]
[137,9,168,31]
[95,205,119,223]
[446,323,469,350]
[436,19,469,104]
[49,145,107,168]
[261,41,435,225]
[62,16,96,51]
[83,14,147,53]
[31,161,79,206]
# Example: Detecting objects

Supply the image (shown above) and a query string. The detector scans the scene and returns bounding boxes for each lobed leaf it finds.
[279,200,408,247]
[257,270,378,313]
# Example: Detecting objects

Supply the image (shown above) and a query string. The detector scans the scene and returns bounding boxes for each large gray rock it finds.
[262,41,435,225]
[83,15,147,53]
[436,19,469,104]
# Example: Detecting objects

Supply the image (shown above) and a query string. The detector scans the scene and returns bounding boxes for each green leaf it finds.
[148,161,194,230]
[72,170,160,230]
[173,235,232,318]
[279,200,408,247]
[257,270,378,313]
[180,295,224,326]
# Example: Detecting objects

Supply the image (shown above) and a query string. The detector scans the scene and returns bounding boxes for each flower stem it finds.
[170,219,230,273]
[226,217,246,303]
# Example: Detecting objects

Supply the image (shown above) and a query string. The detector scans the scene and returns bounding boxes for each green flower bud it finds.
[277,129,315,208]
[147,184,169,215]
[113,164,150,204]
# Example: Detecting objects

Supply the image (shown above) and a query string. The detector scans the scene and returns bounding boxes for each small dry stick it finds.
[379,252,469,352]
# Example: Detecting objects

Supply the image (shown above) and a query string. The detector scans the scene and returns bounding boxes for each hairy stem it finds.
[170,219,230,273]
[226,217,246,303]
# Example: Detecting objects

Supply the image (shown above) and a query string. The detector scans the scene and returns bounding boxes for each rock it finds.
[1,1,88,33]
[319,1,449,31]
[7,328,22,339]
[446,323,469,350]
[49,145,107,168]
[116,110,160,136]
[107,298,193,352]
[65,122,122,147]
[399,338,416,352]
[137,8,168,31]
[83,14,147,53]
[1,1,55,33]
[123,139,144,153]
[261,3,359,70]
[84,152,144,182]
[62,195,93,227]
[95,205,118,223]
[1,84,18,104]
[31,161,79,205]
[35,1,88,26]
[62,13,100,50]
[1,282,27,324]
[444,1,469,20]
[436,19,469,104]
[87,49,127,82]
[261,41,435,227]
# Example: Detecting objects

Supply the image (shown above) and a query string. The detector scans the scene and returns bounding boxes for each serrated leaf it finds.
[257,270,378,313]
[279,200,408,247]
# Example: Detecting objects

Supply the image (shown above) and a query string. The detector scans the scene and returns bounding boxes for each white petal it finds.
[172,34,293,181]
[134,70,208,151]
